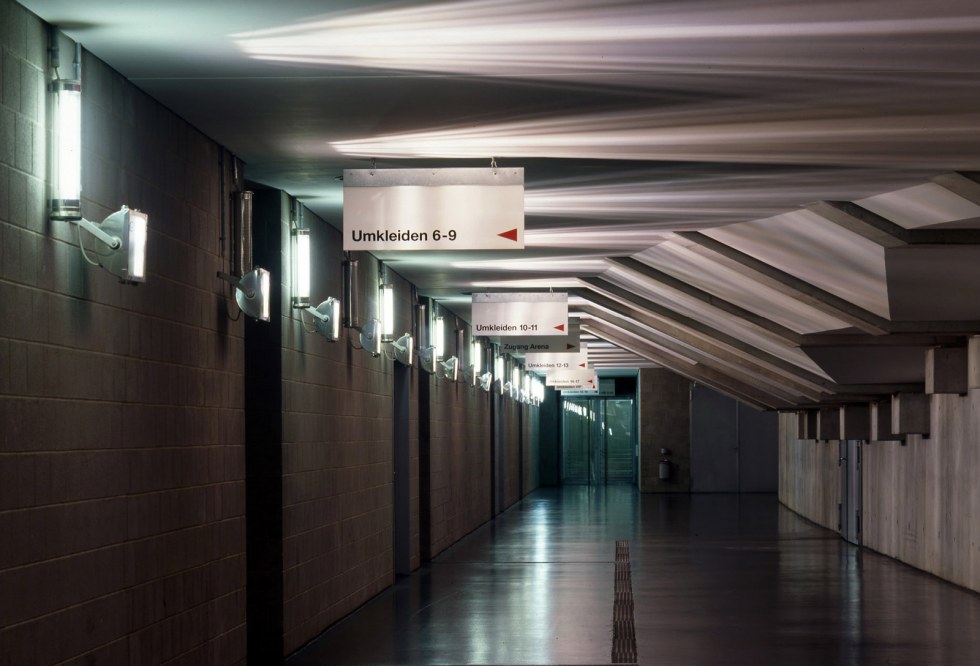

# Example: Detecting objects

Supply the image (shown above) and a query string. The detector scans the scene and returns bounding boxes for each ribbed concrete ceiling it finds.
[21,0,980,409]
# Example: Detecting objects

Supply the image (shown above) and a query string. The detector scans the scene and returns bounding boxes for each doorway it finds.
[560,398,635,485]
[839,439,862,545]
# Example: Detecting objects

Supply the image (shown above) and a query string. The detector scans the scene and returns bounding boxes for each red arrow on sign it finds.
[578,362,587,368]
[554,323,565,332]
[498,228,519,242]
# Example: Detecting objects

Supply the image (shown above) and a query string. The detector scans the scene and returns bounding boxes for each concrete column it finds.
[891,393,930,436]
[841,404,870,440]
[925,347,968,395]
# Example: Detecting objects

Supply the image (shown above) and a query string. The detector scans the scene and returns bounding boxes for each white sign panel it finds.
[546,367,596,388]
[472,292,568,337]
[525,352,588,372]
[344,168,524,250]
[562,378,615,396]
[496,322,581,354]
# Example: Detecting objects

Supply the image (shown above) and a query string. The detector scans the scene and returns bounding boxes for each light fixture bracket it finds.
[389,333,414,366]
[357,317,383,357]
[218,267,271,321]
[70,206,148,284]
[305,297,340,341]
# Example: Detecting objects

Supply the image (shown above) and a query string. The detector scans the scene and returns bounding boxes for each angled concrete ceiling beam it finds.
[807,200,910,248]
[799,333,966,347]
[576,299,826,402]
[574,280,834,393]
[580,304,809,401]
[607,256,802,345]
[930,172,980,207]
[674,231,891,335]
[810,199,980,245]
[583,322,786,410]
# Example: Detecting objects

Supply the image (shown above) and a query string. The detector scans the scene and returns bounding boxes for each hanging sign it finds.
[496,322,581,353]
[343,168,524,250]
[472,292,568,337]
[562,379,615,396]
[524,352,589,372]
[545,367,596,388]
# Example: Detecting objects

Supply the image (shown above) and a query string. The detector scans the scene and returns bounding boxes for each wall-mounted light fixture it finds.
[338,252,383,355]
[464,338,481,385]
[434,315,445,360]
[439,356,459,382]
[218,267,271,321]
[480,371,493,392]
[358,318,383,357]
[532,376,545,405]
[379,264,395,343]
[419,345,436,373]
[290,221,341,341]
[72,206,148,284]
[495,353,506,395]
[291,227,311,308]
[388,332,414,366]
[50,78,81,221]
[48,40,149,285]
[308,297,341,341]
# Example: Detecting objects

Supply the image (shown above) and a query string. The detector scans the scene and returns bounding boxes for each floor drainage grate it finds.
[612,540,637,664]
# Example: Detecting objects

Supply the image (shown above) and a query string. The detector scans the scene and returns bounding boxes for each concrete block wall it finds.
[638,368,692,492]
[2,3,542,662]
[425,330,493,559]
[523,402,540,494]
[279,205,399,653]
[0,4,246,664]
[502,397,523,509]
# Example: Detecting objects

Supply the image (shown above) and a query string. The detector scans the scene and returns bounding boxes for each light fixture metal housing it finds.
[390,332,414,366]
[419,345,437,374]
[358,317,382,357]
[309,297,341,341]
[439,356,459,382]
[218,267,271,321]
[479,372,493,392]
[72,206,148,284]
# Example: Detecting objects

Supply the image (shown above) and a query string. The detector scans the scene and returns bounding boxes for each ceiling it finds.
[23,0,980,408]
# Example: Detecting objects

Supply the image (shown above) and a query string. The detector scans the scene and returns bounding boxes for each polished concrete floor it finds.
[287,487,980,665]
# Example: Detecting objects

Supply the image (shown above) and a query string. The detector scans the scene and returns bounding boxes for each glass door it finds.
[561,397,635,485]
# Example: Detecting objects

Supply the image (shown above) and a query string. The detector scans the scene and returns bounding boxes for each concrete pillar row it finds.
[968,336,980,390]
[840,404,870,440]
[797,409,818,440]
[817,407,841,441]
[870,400,904,443]
[890,392,930,437]
[926,347,968,395]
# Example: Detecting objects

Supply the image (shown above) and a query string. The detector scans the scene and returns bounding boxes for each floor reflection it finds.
[288,488,980,665]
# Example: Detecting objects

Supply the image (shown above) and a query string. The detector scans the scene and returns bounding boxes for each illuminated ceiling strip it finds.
[330,109,980,167]
[234,0,980,78]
